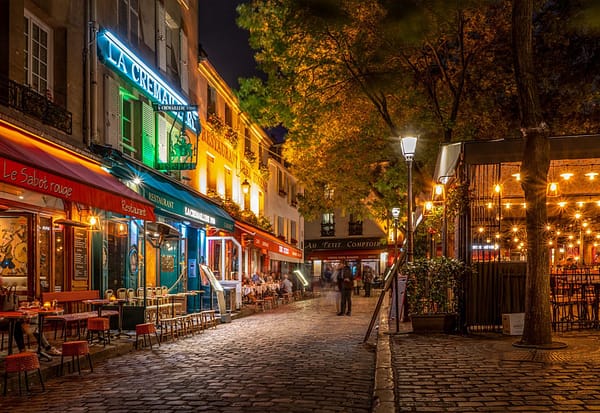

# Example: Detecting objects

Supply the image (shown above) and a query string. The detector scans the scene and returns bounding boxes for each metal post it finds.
[407,158,414,264]
[442,201,448,257]
[394,218,400,332]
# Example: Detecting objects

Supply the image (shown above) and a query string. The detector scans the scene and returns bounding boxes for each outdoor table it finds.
[83,298,127,336]
[0,311,32,355]
[103,298,130,338]
[82,298,112,317]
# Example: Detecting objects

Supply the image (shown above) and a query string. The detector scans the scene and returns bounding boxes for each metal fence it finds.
[463,261,526,332]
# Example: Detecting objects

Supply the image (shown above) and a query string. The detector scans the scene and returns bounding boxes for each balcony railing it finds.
[0,77,72,134]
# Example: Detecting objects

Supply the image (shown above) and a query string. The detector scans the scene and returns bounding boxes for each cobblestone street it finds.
[391,331,600,412]
[3,291,378,413]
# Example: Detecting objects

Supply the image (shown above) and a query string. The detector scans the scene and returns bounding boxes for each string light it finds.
[560,172,574,180]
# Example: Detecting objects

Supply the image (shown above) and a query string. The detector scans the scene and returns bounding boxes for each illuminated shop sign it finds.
[97,30,199,133]
[146,189,217,226]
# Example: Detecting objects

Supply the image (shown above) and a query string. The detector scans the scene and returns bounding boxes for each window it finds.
[277,169,287,196]
[206,153,216,193]
[207,85,216,117]
[224,167,232,200]
[118,0,139,46]
[321,213,335,237]
[121,98,134,155]
[290,220,297,243]
[277,216,285,237]
[290,182,297,207]
[324,185,334,200]
[244,127,252,153]
[24,11,53,96]
[349,214,363,236]
[165,13,179,80]
[225,104,232,127]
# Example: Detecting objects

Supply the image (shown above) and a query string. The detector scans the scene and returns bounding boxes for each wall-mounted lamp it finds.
[241,179,250,194]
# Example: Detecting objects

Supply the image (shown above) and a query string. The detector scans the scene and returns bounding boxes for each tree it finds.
[511,0,553,347]
[511,0,600,347]
[236,0,600,342]
[237,0,515,220]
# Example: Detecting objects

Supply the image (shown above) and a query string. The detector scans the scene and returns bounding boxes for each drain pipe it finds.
[85,0,98,147]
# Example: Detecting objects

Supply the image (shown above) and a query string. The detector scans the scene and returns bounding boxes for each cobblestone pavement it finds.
[391,329,600,412]
[3,290,380,413]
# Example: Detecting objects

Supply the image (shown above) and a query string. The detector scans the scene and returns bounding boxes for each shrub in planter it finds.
[403,257,471,333]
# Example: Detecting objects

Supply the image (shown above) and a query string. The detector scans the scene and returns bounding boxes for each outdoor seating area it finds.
[0,289,226,395]
[0,289,219,358]
[550,268,600,332]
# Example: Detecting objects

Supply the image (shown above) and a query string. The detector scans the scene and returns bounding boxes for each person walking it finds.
[337,261,353,316]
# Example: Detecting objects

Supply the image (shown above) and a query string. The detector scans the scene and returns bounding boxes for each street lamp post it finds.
[401,136,418,264]
[391,207,401,332]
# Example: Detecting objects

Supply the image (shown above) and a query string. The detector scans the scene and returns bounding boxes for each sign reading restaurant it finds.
[304,237,387,251]
[97,30,199,133]
[146,189,216,226]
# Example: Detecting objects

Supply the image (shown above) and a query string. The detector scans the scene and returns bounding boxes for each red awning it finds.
[235,221,303,261]
[0,121,155,220]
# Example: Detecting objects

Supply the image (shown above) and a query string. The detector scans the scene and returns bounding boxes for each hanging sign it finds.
[97,29,199,133]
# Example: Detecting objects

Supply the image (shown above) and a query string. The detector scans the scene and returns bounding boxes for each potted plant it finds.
[403,257,470,333]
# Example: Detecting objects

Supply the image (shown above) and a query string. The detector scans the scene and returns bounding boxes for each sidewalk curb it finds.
[372,292,395,413]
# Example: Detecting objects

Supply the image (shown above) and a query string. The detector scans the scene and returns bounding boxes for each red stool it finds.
[60,340,93,375]
[87,317,110,346]
[3,352,45,395]
[135,323,160,349]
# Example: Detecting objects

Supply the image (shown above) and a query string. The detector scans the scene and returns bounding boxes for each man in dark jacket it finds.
[337,262,353,316]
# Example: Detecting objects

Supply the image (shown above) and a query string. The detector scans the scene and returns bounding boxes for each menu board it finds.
[73,228,88,280]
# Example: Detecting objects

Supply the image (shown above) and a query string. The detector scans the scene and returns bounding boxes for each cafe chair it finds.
[87,317,111,346]
[104,289,114,300]
[126,288,135,301]
[116,288,127,299]
[3,352,45,396]
[59,340,93,375]
[135,323,160,349]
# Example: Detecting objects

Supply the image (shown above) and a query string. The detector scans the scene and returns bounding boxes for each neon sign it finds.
[97,30,199,133]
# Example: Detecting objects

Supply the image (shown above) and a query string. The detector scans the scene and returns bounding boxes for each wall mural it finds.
[0,216,28,275]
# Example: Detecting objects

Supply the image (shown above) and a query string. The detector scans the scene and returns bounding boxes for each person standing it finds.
[281,274,293,295]
[337,261,353,316]
[363,266,373,297]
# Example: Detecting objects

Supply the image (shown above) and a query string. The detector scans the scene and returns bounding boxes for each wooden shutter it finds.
[179,30,188,93]
[141,102,155,167]
[104,74,122,151]
[157,115,168,164]
[157,2,166,72]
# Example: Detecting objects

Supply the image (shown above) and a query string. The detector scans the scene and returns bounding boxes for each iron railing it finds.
[0,77,72,134]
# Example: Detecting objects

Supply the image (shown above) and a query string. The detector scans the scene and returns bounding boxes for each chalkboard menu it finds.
[73,228,88,280]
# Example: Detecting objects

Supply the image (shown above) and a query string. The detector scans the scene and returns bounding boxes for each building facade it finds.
[304,209,388,285]
[0,0,302,312]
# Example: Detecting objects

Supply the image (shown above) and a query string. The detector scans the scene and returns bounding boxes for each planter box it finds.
[502,313,524,335]
[411,313,457,333]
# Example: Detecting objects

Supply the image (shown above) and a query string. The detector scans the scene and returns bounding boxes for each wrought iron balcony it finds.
[0,77,72,134]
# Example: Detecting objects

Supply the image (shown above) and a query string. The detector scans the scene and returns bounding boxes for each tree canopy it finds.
[236,0,600,220]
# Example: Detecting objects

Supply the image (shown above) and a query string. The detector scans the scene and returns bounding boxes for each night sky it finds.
[198,1,258,90]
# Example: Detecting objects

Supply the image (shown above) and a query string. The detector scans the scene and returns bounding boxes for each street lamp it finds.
[401,135,418,264]
[241,179,250,194]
